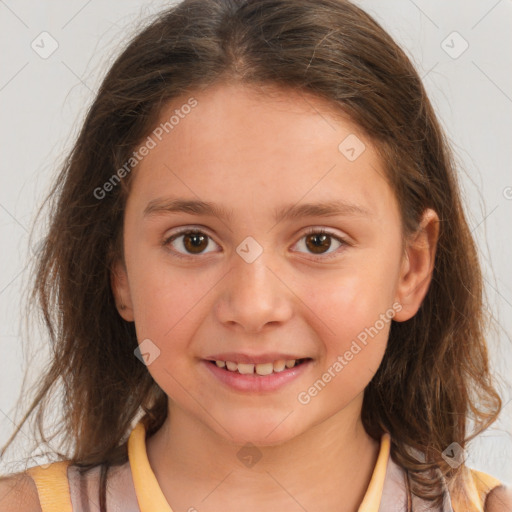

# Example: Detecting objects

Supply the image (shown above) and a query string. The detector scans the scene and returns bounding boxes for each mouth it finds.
[202,357,314,392]
[206,358,312,376]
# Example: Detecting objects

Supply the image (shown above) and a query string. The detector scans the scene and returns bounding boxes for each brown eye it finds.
[164,228,347,260]
[164,229,217,257]
[295,229,347,259]
[182,232,208,253]
[304,233,332,254]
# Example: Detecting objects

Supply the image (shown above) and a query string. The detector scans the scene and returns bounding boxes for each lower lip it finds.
[203,359,313,392]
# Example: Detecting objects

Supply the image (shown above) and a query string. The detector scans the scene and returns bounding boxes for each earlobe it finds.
[110,260,135,322]
[393,208,439,322]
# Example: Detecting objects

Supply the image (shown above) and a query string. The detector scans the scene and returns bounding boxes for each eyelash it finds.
[162,227,349,261]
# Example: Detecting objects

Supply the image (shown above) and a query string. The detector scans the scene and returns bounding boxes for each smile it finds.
[211,358,308,375]
[203,358,313,392]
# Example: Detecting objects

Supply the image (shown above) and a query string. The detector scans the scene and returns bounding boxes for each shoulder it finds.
[467,467,512,511]
[485,485,512,512]
[0,471,42,512]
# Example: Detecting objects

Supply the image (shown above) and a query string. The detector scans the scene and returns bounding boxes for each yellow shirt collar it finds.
[128,421,391,512]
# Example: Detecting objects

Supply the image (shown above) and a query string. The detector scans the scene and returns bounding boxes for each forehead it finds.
[126,83,397,222]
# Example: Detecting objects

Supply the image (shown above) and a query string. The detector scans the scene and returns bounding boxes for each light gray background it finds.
[1,0,511,483]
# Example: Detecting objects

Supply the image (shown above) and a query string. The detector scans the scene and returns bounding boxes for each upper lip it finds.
[204,353,311,364]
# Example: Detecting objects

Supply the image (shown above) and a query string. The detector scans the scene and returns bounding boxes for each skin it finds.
[111,82,439,512]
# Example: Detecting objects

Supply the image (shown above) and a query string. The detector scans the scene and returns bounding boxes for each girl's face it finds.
[113,83,435,446]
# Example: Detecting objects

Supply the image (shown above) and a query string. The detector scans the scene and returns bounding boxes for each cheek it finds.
[303,263,398,343]
[297,275,392,410]
[294,256,399,397]
[126,263,208,398]
[130,266,208,343]
[124,228,209,329]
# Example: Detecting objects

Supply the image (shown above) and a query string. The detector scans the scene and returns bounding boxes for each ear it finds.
[110,259,135,322]
[393,208,439,322]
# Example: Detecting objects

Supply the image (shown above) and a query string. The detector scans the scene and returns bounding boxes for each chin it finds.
[212,412,305,448]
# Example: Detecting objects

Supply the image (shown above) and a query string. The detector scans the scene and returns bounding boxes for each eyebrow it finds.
[143,197,372,223]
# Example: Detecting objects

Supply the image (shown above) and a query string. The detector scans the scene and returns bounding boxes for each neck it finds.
[146,395,381,512]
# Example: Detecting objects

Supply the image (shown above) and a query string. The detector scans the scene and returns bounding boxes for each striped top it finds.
[24,421,502,511]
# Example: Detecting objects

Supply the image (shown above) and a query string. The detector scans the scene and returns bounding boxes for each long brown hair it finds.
[1,0,501,509]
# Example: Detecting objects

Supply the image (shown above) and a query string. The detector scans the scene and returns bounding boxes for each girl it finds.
[1,0,510,510]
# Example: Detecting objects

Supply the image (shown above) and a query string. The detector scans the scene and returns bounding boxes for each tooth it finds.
[226,361,238,371]
[255,362,274,376]
[217,359,302,375]
[238,363,255,374]
[273,359,286,372]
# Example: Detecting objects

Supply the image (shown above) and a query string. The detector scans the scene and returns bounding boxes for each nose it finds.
[214,251,293,334]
